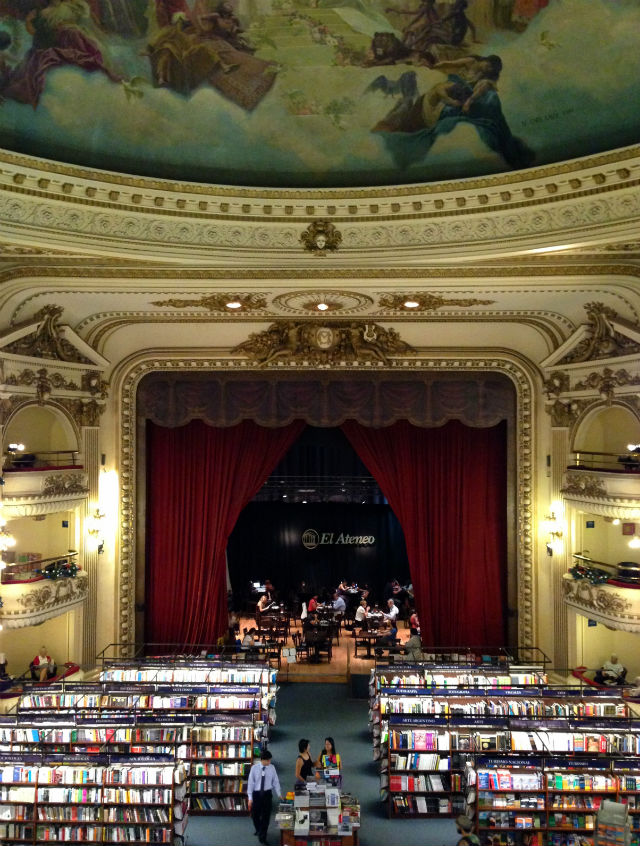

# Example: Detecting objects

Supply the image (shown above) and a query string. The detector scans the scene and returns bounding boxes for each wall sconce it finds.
[86,508,105,553]
[542,501,564,556]
[7,443,25,454]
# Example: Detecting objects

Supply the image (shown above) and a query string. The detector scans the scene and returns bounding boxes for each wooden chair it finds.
[291,631,310,662]
[316,636,332,663]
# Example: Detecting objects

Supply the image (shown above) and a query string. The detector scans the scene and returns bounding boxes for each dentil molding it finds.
[0,148,638,262]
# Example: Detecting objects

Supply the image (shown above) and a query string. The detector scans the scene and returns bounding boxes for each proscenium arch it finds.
[115,355,537,653]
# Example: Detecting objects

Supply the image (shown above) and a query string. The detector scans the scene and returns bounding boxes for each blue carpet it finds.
[185,682,459,846]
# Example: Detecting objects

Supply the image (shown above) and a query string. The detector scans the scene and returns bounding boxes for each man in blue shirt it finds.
[332,592,346,613]
[247,749,282,845]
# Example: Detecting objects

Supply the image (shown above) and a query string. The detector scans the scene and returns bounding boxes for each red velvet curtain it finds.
[341,420,507,647]
[145,419,305,647]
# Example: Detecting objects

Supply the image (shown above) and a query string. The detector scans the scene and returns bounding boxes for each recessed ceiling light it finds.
[403,300,419,309]
[317,303,329,311]
[226,301,242,309]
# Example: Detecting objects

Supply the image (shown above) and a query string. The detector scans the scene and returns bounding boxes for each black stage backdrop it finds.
[227,501,410,607]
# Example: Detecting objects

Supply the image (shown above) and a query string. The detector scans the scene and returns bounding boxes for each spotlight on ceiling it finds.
[317,303,329,311]
[403,300,419,309]
[226,301,242,309]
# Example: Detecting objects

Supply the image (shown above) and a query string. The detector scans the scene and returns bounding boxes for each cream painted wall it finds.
[3,406,76,453]
[0,609,79,678]
[574,513,640,569]
[572,611,640,682]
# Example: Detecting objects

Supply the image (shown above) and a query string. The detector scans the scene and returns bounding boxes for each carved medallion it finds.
[300,220,342,255]
[232,320,413,366]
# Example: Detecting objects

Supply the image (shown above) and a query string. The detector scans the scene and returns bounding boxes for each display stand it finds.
[277,783,360,846]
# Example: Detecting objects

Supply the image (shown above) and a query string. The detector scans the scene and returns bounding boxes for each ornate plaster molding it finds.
[232,321,413,367]
[150,293,267,312]
[562,472,607,498]
[562,574,640,633]
[0,149,638,261]
[0,469,89,517]
[378,293,496,312]
[0,571,89,629]
[116,353,536,653]
[558,303,640,364]
[1,306,93,364]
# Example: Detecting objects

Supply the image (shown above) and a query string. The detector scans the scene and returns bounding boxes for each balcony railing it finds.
[569,450,640,473]
[1,551,79,584]
[2,450,81,471]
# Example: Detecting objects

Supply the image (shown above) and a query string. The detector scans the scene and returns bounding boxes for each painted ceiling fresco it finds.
[0,0,638,188]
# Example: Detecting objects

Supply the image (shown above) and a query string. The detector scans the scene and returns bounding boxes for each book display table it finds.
[277,783,360,846]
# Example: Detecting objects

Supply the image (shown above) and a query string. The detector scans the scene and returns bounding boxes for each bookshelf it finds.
[8,657,277,818]
[0,759,187,844]
[370,664,639,834]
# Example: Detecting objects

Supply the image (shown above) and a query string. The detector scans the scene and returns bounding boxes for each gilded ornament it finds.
[378,293,495,312]
[300,221,342,255]
[3,305,93,364]
[43,473,89,496]
[150,293,267,312]
[543,371,571,398]
[232,320,413,366]
[562,472,607,497]
[560,302,640,364]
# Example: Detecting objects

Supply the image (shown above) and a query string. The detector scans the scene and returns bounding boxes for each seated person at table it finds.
[295,738,316,784]
[383,598,399,624]
[338,579,350,594]
[30,646,56,681]
[595,653,627,685]
[378,622,399,648]
[404,627,425,662]
[257,594,273,614]
[355,599,369,628]
[308,595,318,613]
[242,627,258,649]
[409,608,420,631]
[264,578,275,600]
[332,591,346,613]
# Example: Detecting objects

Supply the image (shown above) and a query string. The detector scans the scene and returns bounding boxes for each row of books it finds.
[18,692,261,711]
[100,666,275,685]
[380,698,629,717]
[191,761,250,776]
[376,672,548,688]
[190,777,247,794]
[390,752,449,770]
[388,773,450,792]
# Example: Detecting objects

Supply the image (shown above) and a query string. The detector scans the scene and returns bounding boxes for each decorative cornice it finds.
[0,150,638,261]
[563,575,640,633]
[573,367,640,402]
[0,571,88,629]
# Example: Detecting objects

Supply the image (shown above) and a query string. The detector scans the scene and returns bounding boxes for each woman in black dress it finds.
[295,738,315,784]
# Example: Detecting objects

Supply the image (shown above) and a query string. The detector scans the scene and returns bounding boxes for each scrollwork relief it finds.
[573,367,640,403]
[560,303,640,364]
[232,321,413,366]
[3,305,93,364]
[58,398,106,427]
[563,578,633,617]
[562,471,607,497]
[43,473,89,496]
[150,293,267,312]
[378,292,495,311]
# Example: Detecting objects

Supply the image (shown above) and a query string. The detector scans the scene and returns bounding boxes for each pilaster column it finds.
[551,427,570,670]
[81,426,100,666]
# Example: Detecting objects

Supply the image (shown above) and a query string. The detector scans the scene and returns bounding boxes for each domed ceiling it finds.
[0,0,637,189]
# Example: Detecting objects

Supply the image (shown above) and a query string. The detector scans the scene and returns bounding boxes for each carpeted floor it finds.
[185,681,459,846]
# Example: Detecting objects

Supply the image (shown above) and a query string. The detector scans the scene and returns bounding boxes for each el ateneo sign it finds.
[302,529,376,549]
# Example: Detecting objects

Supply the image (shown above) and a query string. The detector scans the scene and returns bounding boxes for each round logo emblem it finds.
[302,529,319,549]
